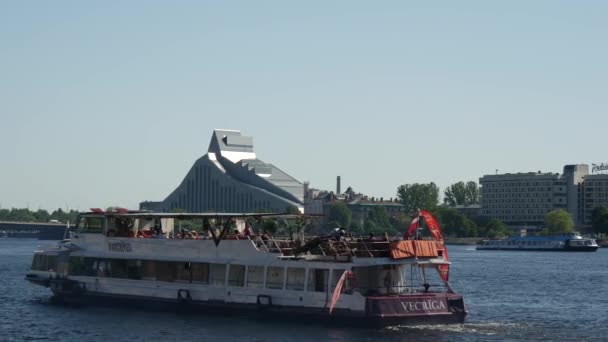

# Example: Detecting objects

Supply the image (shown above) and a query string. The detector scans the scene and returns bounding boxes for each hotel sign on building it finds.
[592,163,608,174]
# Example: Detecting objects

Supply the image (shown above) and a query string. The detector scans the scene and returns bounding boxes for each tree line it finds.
[327,180,608,238]
[0,208,79,224]
[4,187,608,238]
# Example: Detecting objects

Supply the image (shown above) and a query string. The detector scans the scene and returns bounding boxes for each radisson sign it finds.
[592,163,608,174]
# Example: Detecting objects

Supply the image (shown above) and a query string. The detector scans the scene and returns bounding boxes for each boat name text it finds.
[400,299,447,313]
[107,240,132,252]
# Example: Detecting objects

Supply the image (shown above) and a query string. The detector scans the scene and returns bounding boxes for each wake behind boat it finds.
[476,232,599,252]
[25,209,466,328]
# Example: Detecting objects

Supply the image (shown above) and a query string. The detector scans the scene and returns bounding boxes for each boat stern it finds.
[365,293,466,326]
[25,271,52,287]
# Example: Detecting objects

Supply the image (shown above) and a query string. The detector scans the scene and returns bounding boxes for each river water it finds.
[1,239,607,341]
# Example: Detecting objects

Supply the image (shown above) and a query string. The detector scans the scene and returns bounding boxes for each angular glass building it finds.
[140,129,304,213]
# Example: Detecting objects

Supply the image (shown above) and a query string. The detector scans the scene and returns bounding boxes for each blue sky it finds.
[1,1,606,211]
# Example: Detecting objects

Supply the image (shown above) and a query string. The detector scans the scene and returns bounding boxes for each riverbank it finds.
[445,237,607,247]
[444,237,481,245]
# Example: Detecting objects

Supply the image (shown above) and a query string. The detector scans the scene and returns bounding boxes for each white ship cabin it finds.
[30,211,453,304]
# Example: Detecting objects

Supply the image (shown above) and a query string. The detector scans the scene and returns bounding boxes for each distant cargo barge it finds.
[0,221,67,240]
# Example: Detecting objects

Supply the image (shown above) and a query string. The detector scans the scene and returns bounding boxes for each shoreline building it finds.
[479,165,588,230]
[140,129,304,213]
[581,173,608,224]
[304,177,405,228]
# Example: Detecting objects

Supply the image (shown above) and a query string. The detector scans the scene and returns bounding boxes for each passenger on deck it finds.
[153,219,163,237]
[180,229,192,239]
[244,224,253,237]
[331,228,345,241]
[142,228,152,238]
[261,231,270,241]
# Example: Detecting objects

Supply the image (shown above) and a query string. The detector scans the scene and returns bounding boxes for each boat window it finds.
[141,261,157,280]
[209,263,227,286]
[156,262,176,282]
[175,262,192,283]
[31,254,44,271]
[286,268,305,291]
[127,260,143,280]
[77,216,104,234]
[266,267,284,290]
[109,259,129,279]
[47,255,58,272]
[246,266,265,288]
[308,269,329,293]
[69,257,96,276]
[32,254,58,272]
[228,265,246,287]
[192,263,209,284]
[107,217,136,238]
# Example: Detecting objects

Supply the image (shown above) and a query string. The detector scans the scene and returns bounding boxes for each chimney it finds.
[336,176,341,194]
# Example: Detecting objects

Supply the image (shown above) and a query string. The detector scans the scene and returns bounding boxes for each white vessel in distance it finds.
[477,232,599,252]
[26,209,466,327]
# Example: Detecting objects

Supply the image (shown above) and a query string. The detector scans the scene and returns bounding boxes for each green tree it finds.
[363,219,379,234]
[485,219,510,238]
[0,207,78,223]
[10,208,36,222]
[327,202,352,228]
[349,220,363,233]
[591,206,608,234]
[443,181,479,206]
[435,207,478,237]
[396,183,439,213]
[0,209,9,221]
[443,182,466,206]
[368,206,391,229]
[262,219,278,235]
[284,205,301,214]
[464,181,480,205]
[390,214,410,233]
[362,206,397,235]
[544,209,574,233]
[33,209,50,222]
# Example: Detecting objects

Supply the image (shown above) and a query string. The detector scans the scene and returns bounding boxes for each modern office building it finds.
[581,174,608,224]
[140,129,304,213]
[479,165,588,228]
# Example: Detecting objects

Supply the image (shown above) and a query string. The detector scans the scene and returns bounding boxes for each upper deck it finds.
[68,210,448,265]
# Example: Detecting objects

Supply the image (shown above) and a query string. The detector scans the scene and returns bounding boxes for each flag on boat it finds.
[403,209,450,282]
[438,247,450,282]
[329,270,351,314]
[404,214,420,239]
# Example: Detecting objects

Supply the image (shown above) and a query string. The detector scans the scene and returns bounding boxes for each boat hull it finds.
[42,278,466,328]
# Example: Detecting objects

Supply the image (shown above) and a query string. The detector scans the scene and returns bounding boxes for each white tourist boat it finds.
[476,232,599,252]
[26,209,466,327]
